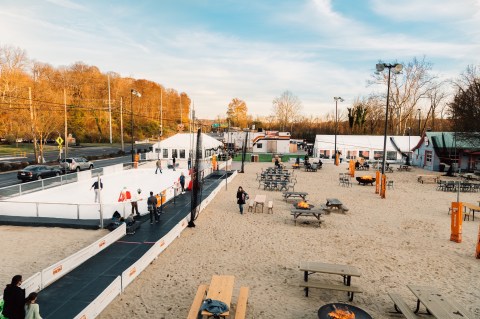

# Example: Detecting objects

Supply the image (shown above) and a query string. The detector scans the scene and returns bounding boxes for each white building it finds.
[151,133,223,167]
[313,135,421,162]
[223,130,291,154]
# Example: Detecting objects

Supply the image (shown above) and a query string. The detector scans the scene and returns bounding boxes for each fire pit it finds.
[355,176,375,186]
[318,303,372,319]
[294,201,314,210]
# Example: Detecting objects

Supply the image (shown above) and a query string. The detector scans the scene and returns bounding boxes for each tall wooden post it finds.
[450,202,463,243]
[375,170,380,194]
[475,225,480,259]
[380,174,386,199]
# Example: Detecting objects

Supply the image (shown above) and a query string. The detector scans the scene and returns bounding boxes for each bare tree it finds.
[369,57,436,135]
[271,90,302,131]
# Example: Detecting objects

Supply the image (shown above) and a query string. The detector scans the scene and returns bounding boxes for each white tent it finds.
[313,135,421,162]
[152,133,223,163]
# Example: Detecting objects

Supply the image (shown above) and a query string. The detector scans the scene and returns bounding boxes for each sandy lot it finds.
[2,161,479,318]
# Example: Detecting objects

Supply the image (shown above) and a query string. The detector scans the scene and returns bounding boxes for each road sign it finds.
[56,136,64,145]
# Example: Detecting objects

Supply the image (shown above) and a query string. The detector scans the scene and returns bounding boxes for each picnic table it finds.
[405,285,475,318]
[325,198,349,213]
[299,261,362,301]
[254,194,266,213]
[397,165,412,172]
[283,191,308,201]
[417,175,439,184]
[201,275,235,317]
[290,209,323,226]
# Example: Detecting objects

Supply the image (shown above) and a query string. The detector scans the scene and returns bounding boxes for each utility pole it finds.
[108,74,112,143]
[120,97,124,152]
[160,89,163,138]
[29,87,38,163]
[64,88,68,159]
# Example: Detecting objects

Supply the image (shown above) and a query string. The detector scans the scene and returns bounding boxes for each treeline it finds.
[0,45,191,159]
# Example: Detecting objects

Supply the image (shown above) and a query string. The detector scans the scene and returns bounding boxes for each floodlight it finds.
[394,64,403,73]
[376,63,385,72]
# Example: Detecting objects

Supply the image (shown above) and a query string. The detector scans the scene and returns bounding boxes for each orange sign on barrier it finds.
[375,171,380,194]
[349,160,355,177]
[476,225,480,259]
[450,202,463,243]
[380,174,386,199]
[212,154,217,170]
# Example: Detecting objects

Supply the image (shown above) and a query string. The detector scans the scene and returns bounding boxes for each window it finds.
[257,143,262,148]
[347,150,357,159]
[374,151,383,160]
[425,150,432,165]
[359,150,369,159]
[172,149,178,158]
[179,149,186,159]
[387,151,397,161]
[162,149,168,158]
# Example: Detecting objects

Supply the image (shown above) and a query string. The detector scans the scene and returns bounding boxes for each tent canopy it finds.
[314,135,421,152]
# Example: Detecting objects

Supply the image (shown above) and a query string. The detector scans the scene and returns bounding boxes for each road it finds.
[0,144,153,188]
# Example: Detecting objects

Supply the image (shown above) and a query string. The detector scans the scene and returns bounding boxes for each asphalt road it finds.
[0,144,152,188]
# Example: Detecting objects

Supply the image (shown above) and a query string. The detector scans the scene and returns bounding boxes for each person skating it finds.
[179,172,186,194]
[147,191,158,224]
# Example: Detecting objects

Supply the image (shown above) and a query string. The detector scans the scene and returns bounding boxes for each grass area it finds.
[232,153,301,163]
[0,143,58,155]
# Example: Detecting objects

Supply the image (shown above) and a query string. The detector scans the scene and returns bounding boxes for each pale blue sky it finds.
[1,0,479,118]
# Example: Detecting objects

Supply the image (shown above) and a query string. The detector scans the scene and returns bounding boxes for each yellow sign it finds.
[56,136,64,145]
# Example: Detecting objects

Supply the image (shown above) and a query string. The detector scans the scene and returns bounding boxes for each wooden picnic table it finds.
[407,285,475,318]
[283,191,308,201]
[201,275,235,317]
[254,194,266,213]
[290,209,323,226]
[299,261,362,301]
[325,198,349,213]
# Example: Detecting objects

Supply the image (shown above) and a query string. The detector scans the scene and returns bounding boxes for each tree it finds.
[226,98,248,128]
[369,57,436,135]
[449,65,480,144]
[271,90,302,131]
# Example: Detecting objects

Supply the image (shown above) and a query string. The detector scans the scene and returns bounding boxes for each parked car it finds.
[17,165,62,181]
[60,157,94,172]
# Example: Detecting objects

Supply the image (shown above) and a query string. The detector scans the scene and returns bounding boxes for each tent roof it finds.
[153,133,223,150]
[426,132,480,150]
[314,135,421,152]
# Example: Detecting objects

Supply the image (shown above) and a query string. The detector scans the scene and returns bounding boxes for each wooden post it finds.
[450,202,463,243]
[380,174,386,199]
[375,170,380,194]
[349,160,355,177]
[476,225,480,259]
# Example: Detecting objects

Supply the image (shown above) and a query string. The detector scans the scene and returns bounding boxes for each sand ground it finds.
[2,162,479,318]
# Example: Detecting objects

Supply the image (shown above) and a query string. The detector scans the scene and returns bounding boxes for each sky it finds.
[1,0,479,119]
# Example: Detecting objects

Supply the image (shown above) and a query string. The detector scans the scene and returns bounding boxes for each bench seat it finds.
[235,286,249,319]
[187,284,208,319]
[388,292,419,319]
[299,281,362,301]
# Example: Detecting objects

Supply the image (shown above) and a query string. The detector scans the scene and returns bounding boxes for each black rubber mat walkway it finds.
[36,171,233,319]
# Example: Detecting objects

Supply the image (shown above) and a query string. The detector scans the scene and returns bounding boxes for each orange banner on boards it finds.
[380,174,386,199]
[349,160,355,177]
[476,225,480,259]
[450,202,463,243]
[375,170,380,194]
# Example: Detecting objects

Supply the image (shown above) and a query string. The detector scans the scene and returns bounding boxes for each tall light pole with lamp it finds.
[417,108,421,135]
[375,62,403,176]
[333,96,344,165]
[130,89,142,163]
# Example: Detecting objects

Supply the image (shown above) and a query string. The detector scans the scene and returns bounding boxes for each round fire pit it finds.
[355,177,375,186]
[318,303,372,319]
[294,203,314,210]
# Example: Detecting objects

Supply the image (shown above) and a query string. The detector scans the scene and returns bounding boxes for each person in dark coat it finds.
[236,186,248,214]
[179,172,186,194]
[147,191,158,224]
[3,275,25,319]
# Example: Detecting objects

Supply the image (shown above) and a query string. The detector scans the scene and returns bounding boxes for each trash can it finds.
[439,163,445,172]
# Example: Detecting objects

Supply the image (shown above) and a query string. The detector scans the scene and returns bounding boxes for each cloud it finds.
[44,0,86,11]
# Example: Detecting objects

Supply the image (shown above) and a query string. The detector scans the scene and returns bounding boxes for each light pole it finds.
[333,96,344,165]
[130,89,142,163]
[417,108,421,135]
[407,127,411,165]
[376,63,403,175]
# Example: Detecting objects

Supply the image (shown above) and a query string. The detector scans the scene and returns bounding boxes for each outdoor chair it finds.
[387,180,394,190]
